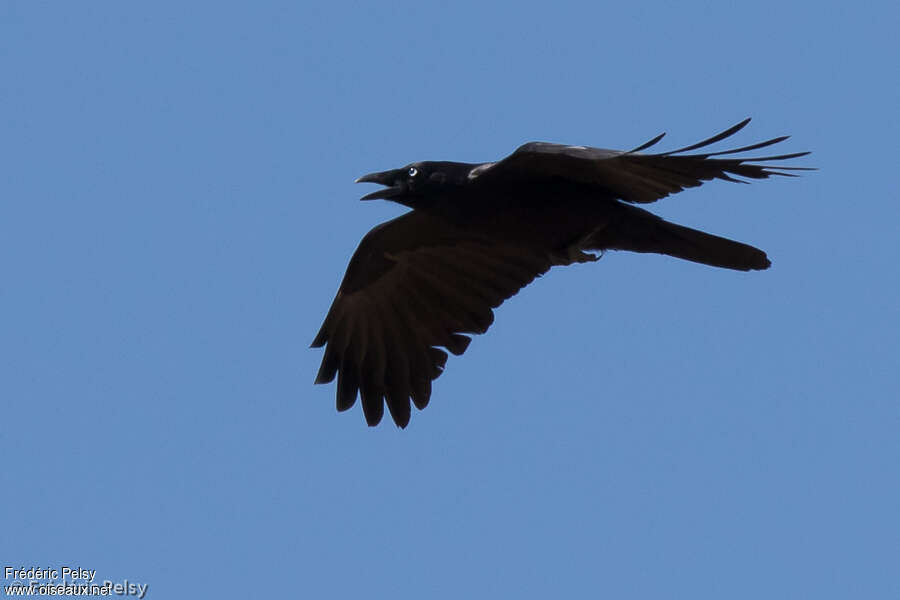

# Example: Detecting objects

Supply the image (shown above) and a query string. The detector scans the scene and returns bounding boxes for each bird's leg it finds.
[558,232,602,265]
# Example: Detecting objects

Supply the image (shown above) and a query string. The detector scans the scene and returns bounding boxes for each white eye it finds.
[408,167,418,177]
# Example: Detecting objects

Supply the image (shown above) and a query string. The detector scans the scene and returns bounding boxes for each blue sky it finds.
[3,1,897,598]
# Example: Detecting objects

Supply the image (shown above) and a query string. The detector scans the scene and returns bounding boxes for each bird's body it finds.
[313,119,810,427]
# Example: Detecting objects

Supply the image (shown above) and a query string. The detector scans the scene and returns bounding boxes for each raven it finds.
[312,119,810,427]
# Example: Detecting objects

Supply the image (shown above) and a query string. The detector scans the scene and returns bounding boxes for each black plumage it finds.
[312,119,811,427]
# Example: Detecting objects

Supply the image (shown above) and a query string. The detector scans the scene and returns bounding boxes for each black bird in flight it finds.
[312,119,810,428]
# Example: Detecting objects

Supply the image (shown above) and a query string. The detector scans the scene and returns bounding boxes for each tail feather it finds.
[588,204,770,271]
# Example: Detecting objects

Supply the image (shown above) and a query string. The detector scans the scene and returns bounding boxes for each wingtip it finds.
[662,118,756,156]
[311,325,328,348]
[627,131,667,154]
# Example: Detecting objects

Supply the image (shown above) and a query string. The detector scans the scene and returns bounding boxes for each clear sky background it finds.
[3,1,897,598]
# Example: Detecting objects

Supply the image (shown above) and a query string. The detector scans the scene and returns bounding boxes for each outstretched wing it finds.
[311,210,558,428]
[471,118,812,204]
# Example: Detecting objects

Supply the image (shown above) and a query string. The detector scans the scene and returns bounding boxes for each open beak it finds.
[355,169,406,201]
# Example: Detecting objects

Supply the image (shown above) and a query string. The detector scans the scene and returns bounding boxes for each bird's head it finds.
[356,161,471,207]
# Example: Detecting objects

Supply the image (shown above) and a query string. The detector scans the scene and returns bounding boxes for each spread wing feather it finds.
[473,118,812,204]
[312,210,555,427]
